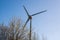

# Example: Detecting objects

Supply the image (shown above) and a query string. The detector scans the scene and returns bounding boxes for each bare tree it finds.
[0,24,8,40]
[0,18,29,40]
[0,17,39,40]
[7,18,29,40]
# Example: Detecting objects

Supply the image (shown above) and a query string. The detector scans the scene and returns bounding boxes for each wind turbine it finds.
[23,5,47,40]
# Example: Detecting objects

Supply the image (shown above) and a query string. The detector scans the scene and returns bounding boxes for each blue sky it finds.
[0,0,60,40]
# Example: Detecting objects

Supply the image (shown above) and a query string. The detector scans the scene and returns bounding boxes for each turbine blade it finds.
[31,10,47,16]
[30,19,32,40]
[23,18,29,30]
[23,5,29,16]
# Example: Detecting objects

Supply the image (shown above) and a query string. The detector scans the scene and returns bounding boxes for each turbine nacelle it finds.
[29,15,32,19]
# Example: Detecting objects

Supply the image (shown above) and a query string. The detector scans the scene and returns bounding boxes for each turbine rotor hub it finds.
[29,16,32,19]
